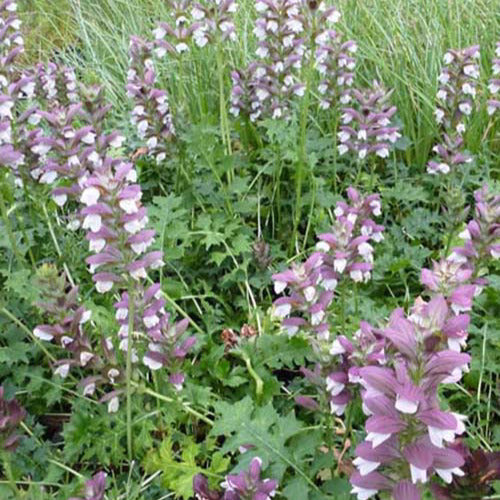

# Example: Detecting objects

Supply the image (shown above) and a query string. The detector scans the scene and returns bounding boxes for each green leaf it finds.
[210,396,319,494]
[0,341,29,364]
[283,477,310,500]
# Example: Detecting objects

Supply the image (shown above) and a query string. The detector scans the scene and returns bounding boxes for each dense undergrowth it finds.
[0,0,499,499]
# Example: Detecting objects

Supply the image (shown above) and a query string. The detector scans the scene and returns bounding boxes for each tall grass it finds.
[23,0,499,166]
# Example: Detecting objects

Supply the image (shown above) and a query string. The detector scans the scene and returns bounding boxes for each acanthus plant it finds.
[427,45,480,175]
[315,30,357,112]
[70,471,107,500]
[33,82,197,419]
[0,0,38,183]
[0,2,198,466]
[193,457,279,500]
[430,445,500,500]
[33,264,124,413]
[272,187,384,416]
[337,83,402,166]
[294,0,356,113]
[348,185,499,500]
[231,0,307,121]
[152,0,237,57]
[486,41,500,117]
[152,0,201,57]
[0,385,25,453]
[230,0,346,122]
[151,0,237,152]
[0,385,25,498]
[127,35,175,164]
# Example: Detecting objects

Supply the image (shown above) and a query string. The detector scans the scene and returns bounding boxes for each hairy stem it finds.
[126,286,135,461]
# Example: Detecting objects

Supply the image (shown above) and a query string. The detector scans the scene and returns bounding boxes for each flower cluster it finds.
[114,286,196,389]
[153,0,237,56]
[127,36,175,163]
[35,62,78,105]
[191,0,238,45]
[349,185,499,500]
[4,39,196,404]
[447,184,500,267]
[35,104,96,193]
[337,83,401,160]
[350,303,470,499]
[430,444,500,500]
[272,187,384,361]
[323,320,385,416]
[193,457,278,500]
[231,0,306,121]
[0,385,25,452]
[153,1,200,56]
[80,158,163,291]
[0,0,34,180]
[32,266,124,412]
[487,42,500,116]
[230,2,360,122]
[316,31,356,110]
[70,471,107,500]
[427,45,480,174]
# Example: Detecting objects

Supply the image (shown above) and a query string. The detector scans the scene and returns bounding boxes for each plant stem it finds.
[323,407,336,480]
[301,174,317,252]
[0,189,25,266]
[137,384,213,426]
[233,350,264,398]
[0,306,56,363]
[291,56,314,253]
[41,203,75,286]
[369,158,376,190]
[126,286,135,461]
[339,286,346,334]
[216,44,232,160]
[331,113,339,193]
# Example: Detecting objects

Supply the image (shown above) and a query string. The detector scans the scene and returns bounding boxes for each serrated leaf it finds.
[0,342,29,364]
[283,477,310,500]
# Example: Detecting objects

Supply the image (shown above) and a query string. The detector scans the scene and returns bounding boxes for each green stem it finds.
[369,158,376,190]
[301,175,317,252]
[331,113,339,193]
[339,287,346,334]
[323,409,336,480]
[291,57,314,253]
[0,307,56,363]
[20,177,37,268]
[0,189,25,266]
[137,384,213,426]
[234,350,263,398]
[126,286,135,461]
[41,203,75,286]
[216,45,232,160]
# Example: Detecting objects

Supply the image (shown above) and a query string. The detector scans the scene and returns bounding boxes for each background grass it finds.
[20,0,499,167]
